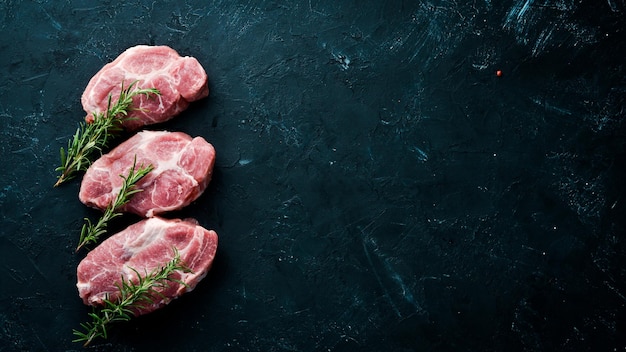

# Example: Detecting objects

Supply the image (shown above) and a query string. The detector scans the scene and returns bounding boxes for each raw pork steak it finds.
[79,130,215,217]
[82,45,209,130]
[76,217,218,315]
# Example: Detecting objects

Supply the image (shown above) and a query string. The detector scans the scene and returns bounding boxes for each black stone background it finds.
[1,1,625,351]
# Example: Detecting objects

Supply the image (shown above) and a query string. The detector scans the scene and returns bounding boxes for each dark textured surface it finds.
[1,1,625,351]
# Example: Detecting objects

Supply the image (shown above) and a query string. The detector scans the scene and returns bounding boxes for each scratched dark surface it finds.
[1,1,625,351]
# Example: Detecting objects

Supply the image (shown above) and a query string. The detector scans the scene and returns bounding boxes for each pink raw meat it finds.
[82,45,209,130]
[79,130,215,217]
[76,217,218,315]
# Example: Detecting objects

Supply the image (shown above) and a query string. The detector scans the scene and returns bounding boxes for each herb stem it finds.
[73,248,192,346]
[76,156,153,252]
[54,80,159,187]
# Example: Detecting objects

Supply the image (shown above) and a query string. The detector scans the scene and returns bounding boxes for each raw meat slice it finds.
[82,45,209,130]
[76,217,218,315]
[79,130,215,217]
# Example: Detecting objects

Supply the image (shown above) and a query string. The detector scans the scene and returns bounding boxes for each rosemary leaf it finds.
[73,248,192,346]
[76,156,153,252]
[54,80,159,187]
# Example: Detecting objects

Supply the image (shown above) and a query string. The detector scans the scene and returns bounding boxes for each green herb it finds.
[76,156,153,252]
[73,248,192,346]
[54,80,159,187]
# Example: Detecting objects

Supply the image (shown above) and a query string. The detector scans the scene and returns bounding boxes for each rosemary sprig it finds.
[76,157,154,252]
[73,248,192,346]
[54,80,159,187]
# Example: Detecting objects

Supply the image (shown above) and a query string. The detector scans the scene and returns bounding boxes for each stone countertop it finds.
[1,1,625,351]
